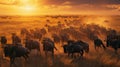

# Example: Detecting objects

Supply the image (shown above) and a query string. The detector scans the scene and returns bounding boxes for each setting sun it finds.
[20,5,36,11]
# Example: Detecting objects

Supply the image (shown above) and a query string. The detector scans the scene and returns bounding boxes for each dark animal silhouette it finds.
[106,38,120,53]
[63,40,84,58]
[0,36,7,45]
[3,44,29,67]
[94,38,106,50]
[75,40,89,53]
[20,28,29,37]
[63,44,84,58]
[33,32,42,41]
[40,28,47,35]
[42,38,57,58]
[25,39,40,55]
[52,33,61,44]
[59,32,69,44]
[11,33,21,45]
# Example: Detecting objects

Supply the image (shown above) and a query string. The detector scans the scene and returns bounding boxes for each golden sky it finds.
[0,0,120,15]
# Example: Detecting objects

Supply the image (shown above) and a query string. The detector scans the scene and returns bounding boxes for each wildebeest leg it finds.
[38,48,41,56]
[26,54,29,58]
[52,50,55,64]
[10,58,16,67]
[68,53,70,57]
[54,46,57,51]
[94,45,97,50]
[23,56,27,60]
[10,58,13,67]
[52,50,54,58]
[114,48,118,54]
[71,53,74,58]
[39,47,41,56]
[23,54,29,61]
[101,44,106,50]
[80,50,84,57]
[68,52,72,57]
[78,50,84,59]
[45,51,47,57]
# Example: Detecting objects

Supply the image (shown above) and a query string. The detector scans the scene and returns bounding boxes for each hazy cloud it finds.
[0,0,120,15]
[42,0,120,5]
[40,0,120,12]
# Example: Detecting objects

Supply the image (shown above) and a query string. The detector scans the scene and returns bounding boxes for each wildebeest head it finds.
[4,45,11,57]
[94,39,103,46]
[84,46,89,53]
[81,42,89,53]
[106,38,113,47]
[106,39,120,47]
[62,45,68,53]
[1,36,7,44]
[106,39,110,47]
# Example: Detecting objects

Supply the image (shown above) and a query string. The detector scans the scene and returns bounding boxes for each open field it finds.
[0,15,120,67]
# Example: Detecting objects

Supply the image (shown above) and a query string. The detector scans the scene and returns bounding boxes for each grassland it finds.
[0,15,120,67]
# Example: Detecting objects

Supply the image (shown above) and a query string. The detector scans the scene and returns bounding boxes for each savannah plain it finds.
[0,15,120,67]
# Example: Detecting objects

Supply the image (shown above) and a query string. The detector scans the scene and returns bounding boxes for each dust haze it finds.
[0,15,120,67]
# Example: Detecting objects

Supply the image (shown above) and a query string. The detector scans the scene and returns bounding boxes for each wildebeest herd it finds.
[0,26,120,67]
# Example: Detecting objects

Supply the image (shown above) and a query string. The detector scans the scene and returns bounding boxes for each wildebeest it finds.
[11,33,21,45]
[51,33,61,44]
[24,39,41,55]
[63,44,84,58]
[47,25,61,33]
[0,36,7,45]
[32,28,47,41]
[3,44,29,67]
[33,31,42,41]
[40,28,47,35]
[75,40,89,53]
[63,40,85,58]
[106,35,120,53]
[20,28,29,37]
[42,38,57,58]
[59,32,70,44]
[94,38,106,50]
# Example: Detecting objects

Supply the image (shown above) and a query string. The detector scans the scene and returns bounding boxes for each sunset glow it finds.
[0,0,120,15]
[19,5,36,11]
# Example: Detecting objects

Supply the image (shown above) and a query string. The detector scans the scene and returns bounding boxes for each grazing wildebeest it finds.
[63,44,84,58]
[75,40,89,53]
[24,39,41,55]
[42,38,57,58]
[106,35,120,53]
[3,44,29,67]
[94,38,106,50]
[51,33,61,44]
[63,40,84,58]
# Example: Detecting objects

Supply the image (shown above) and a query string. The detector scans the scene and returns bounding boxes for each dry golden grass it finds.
[0,15,120,67]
